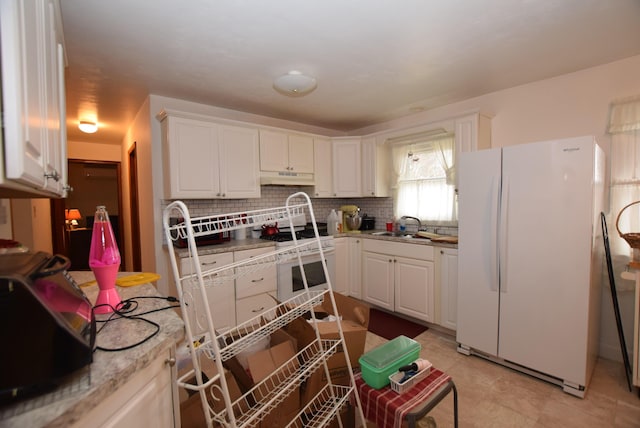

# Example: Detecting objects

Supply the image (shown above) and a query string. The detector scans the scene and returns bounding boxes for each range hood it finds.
[260,171,315,186]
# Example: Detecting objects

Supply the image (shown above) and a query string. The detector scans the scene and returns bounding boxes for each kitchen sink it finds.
[371,231,415,238]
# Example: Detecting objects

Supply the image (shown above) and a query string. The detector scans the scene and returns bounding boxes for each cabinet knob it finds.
[251,277,264,283]
[44,170,60,181]
[440,250,444,254]
[165,357,176,367]
[63,184,74,193]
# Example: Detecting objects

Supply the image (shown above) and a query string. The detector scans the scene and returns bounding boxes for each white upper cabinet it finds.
[160,111,260,199]
[0,0,68,197]
[332,137,362,197]
[361,136,390,197]
[218,124,261,199]
[310,138,333,197]
[454,113,491,154]
[259,129,314,173]
[454,113,491,189]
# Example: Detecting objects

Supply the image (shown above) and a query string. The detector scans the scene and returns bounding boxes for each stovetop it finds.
[260,229,328,242]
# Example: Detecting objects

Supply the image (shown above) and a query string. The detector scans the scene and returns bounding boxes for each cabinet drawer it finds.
[180,252,233,275]
[236,269,276,299]
[236,292,278,325]
[362,239,434,261]
[235,247,276,299]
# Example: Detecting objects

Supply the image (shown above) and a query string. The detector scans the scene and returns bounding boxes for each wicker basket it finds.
[615,200,640,249]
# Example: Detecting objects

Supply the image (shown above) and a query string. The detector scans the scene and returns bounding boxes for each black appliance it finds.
[169,217,231,248]
[360,215,376,230]
[0,252,96,406]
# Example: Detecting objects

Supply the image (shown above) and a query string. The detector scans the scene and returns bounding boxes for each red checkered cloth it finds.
[355,368,451,428]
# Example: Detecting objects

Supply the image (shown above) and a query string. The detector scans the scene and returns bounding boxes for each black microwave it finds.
[0,252,96,406]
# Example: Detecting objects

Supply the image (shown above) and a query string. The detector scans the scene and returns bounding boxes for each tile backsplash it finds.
[161,186,457,235]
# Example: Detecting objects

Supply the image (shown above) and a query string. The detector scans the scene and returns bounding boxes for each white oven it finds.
[276,236,335,301]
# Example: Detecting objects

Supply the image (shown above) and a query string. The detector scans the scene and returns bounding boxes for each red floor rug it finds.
[367,308,428,340]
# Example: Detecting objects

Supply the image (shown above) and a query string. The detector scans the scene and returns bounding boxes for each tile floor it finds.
[362,330,640,427]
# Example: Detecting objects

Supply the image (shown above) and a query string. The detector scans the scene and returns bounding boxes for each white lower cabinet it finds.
[72,347,177,428]
[436,247,458,331]
[180,252,236,332]
[234,247,277,325]
[362,251,395,310]
[394,256,435,322]
[334,237,362,298]
[334,237,349,295]
[362,240,435,322]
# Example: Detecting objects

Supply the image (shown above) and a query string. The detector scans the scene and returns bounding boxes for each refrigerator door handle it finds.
[490,175,500,292]
[499,175,509,292]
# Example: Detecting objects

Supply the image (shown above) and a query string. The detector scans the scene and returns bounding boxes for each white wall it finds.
[68,140,121,161]
[0,199,12,239]
[120,98,155,277]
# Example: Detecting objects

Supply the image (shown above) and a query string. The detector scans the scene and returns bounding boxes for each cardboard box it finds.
[180,366,244,428]
[284,292,369,406]
[246,328,300,428]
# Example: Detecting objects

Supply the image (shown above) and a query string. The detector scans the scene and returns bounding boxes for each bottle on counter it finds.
[327,209,339,235]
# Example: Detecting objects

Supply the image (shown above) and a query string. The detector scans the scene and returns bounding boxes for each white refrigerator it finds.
[456,135,606,397]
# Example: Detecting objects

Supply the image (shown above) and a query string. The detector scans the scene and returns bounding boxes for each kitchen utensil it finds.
[345,214,362,231]
[261,222,279,236]
[340,205,360,232]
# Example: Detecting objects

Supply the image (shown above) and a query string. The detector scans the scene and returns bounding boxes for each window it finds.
[608,95,640,260]
[391,133,457,224]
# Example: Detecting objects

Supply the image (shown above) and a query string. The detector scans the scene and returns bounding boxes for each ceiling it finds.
[60,0,640,144]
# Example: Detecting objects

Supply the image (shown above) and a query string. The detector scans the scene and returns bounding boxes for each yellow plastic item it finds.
[80,272,161,287]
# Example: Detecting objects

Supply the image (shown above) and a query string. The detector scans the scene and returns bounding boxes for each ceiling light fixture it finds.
[78,121,98,134]
[273,70,317,97]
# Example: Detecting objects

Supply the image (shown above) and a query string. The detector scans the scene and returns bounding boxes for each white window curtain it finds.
[391,133,457,223]
[608,95,640,260]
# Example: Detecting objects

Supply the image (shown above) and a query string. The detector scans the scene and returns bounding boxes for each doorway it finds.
[51,160,123,270]
[128,142,142,271]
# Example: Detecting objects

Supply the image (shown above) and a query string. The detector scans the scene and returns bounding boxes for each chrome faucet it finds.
[400,216,422,231]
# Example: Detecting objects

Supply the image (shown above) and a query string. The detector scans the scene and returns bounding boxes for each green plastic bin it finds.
[358,335,421,389]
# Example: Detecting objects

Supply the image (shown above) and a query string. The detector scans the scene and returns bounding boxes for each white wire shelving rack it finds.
[163,191,365,428]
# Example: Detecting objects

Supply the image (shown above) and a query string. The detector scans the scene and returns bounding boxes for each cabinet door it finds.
[1,0,48,189]
[164,116,220,198]
[333,237,349,295]
[259,129,289,171]
[72,348,176,428]
[43,2,65,194]
[219,124,260,198]
[288,134,314,173]
[362,251,394,310]
[180,252,235,332]
[438,248,458,330]
[312,138,333,197]
[348,238,362,299]
[361,137,389,197]
[332,138,362,197]
[394,256,435,323]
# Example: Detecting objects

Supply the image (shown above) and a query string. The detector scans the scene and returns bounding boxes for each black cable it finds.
[92,295,180,353]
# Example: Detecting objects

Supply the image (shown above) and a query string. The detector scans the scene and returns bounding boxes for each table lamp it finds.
[65,209,82,229]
